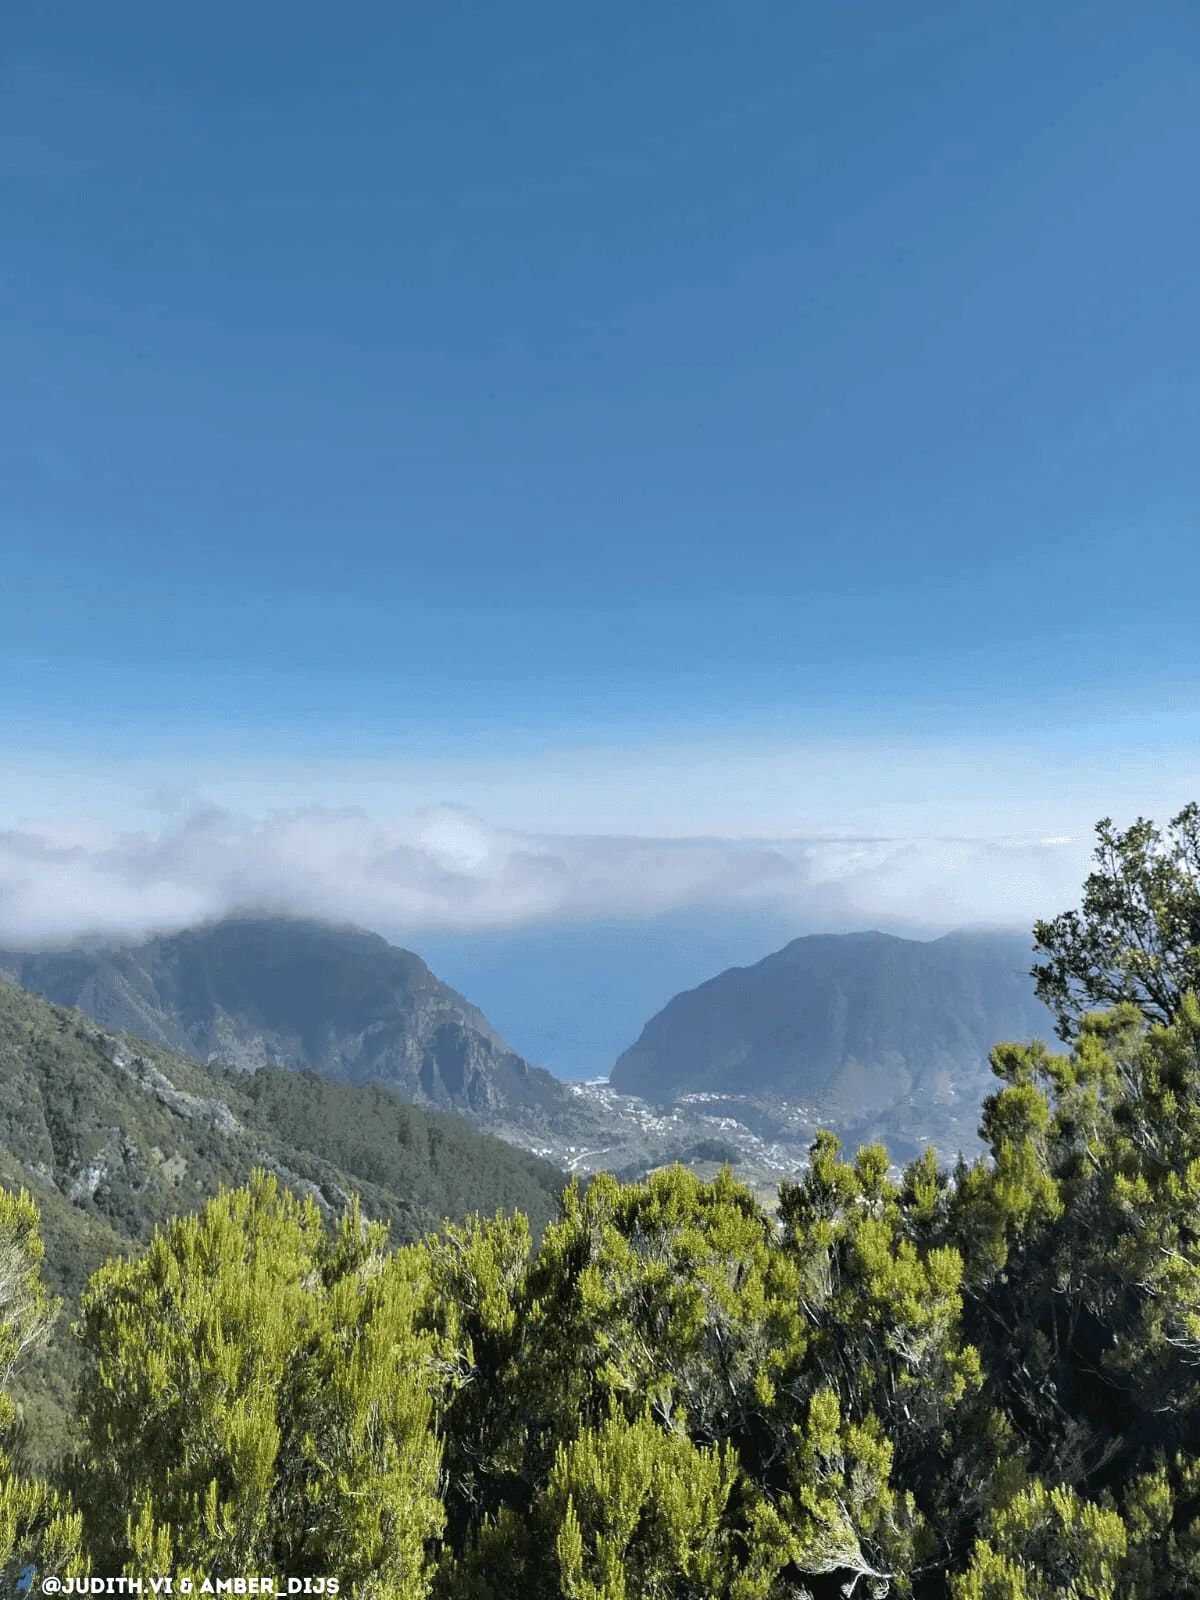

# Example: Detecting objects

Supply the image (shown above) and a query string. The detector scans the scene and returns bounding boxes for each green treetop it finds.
[1033,803,1200,1039]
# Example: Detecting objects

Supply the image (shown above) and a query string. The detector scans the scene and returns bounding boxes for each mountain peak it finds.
[0,916,566,1117]
[609,928,1052,1160]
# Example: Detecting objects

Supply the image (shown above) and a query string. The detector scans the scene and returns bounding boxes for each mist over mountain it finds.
[0,916,572,1125]
[3,916,1060,1184]
[610,930,1056,1151]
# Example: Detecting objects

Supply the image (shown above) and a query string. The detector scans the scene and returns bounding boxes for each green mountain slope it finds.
[1,916,714,1177]
[4,919,1058,1186]
[1,916,573,1122]
[0,977,565,1463]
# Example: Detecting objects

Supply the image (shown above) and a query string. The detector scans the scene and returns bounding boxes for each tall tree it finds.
[0,1186,84,1584]
[72,1172,448,1596]
[944,999,1200,1596]
[1032,804,1200,1039]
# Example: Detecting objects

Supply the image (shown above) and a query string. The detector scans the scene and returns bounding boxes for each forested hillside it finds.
[0,978,565,1459]
[0,916,572,1120]
[4,917,1060,1179]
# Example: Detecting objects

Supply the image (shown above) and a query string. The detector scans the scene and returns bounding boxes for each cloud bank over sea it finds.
[4,720,1195,949]
[0,802,1088,948]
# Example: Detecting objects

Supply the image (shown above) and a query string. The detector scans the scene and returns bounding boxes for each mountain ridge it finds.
[3,916,1058,1189]
[609,928,1055,1155]
[1,915,569,1123]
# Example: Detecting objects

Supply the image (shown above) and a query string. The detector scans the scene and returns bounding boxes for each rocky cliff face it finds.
[609,930,1057,1161]
[2,920,1059,1184]
[1,916,569,1122]
[2,917,803,1182]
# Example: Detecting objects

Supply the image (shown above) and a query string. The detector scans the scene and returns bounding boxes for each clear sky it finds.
[2,2,1199,1068]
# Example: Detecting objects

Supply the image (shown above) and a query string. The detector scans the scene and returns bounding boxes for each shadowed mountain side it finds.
[0,916,571,1122]
[0,918,824,1186]
[2,918,1055,1190]
[610,930,1056,1118]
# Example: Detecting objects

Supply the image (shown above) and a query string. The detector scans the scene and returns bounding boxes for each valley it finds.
[3,916,1057,1198]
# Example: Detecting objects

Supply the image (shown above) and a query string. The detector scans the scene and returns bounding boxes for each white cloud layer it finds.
[0,802,1090,948]
[3,719,1196,948]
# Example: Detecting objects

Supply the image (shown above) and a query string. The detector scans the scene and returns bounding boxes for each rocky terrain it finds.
[1,916,570,1121]
[4,918,1059,1191]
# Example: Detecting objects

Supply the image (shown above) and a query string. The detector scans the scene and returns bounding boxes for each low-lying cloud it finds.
[0,803,1088,949]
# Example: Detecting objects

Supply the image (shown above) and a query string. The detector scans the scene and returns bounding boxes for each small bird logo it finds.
[15,1567,37,1597]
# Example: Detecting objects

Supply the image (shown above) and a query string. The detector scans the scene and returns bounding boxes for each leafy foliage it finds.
[0,1187,85,1588]
[951,1480,1129,1600]
[72,1175,447,1596]
[1033,803,1200,1038]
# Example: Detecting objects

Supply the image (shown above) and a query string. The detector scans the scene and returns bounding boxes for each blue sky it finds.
[2,3,1199,1068]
